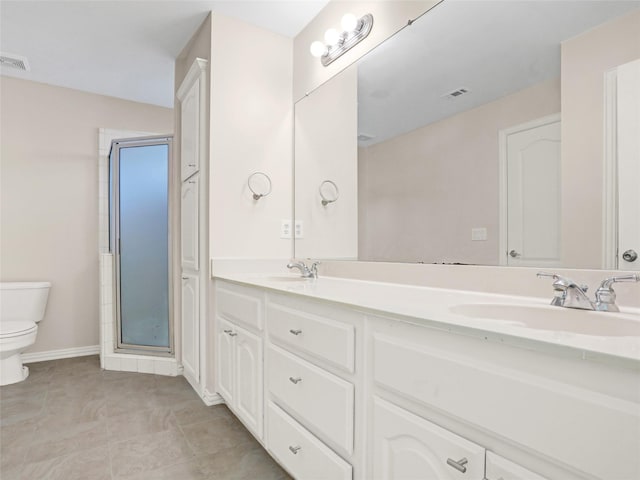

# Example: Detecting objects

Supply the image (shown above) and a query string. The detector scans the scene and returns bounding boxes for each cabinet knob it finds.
[288,376,302,385]
[446,457,468,473]
[188,163,196,167]
[288,445,301,455]
[289,329,302,336]
[223,329,237,337]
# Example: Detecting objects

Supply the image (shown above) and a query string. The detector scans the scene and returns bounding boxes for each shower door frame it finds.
[110,135,174,355]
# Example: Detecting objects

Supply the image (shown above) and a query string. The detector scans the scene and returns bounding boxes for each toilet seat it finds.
[0,320,37,339]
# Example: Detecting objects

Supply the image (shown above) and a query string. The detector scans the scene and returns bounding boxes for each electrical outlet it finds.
[281,220,292,239]
[294,220,303,239]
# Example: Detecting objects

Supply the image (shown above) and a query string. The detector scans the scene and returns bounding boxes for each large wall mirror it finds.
[294,0,640,270]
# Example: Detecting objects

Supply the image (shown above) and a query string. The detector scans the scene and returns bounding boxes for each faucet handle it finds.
[537,272,574,288]
[595,274,640,312]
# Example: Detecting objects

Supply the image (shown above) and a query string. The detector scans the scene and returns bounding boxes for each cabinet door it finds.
[181,274,199,384]
[216,317,236,404]
[180,176,199,271]
[179,76,200,181]
[234,324,263,439]
[372,397,485,480]
[485,452,547,480]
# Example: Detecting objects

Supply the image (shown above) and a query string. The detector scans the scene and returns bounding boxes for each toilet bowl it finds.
[0,282,50,386]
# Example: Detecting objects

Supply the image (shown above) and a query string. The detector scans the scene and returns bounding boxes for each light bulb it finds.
[341,13,358,32]
[324,28,340,46]
[310,41,327,58]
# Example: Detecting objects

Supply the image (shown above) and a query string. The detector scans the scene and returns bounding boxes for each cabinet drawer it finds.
[267,401,352,480]
[267,302,355,372]
[217,285,262,331]
[267,344,354,454]
[372,396,485,479]
[486,451,547,480]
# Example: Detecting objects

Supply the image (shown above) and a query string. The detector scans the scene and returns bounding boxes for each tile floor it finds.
[0,355,290,480]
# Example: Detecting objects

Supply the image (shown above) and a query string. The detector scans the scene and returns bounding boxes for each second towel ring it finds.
[248,172,272,200]
[319,180,339,206]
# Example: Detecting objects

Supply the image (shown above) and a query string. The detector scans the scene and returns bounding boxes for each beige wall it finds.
[0,77,173,353]
[295,65,358,259]
[293,0,440,101]
[561,10,640,268]
[209,13,293,260]
[359,78,560,264]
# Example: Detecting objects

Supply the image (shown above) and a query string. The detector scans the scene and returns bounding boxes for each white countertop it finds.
[214,272,640,365]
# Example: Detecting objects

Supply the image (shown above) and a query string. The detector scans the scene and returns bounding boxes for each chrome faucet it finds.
[287,260,319,279]
[538,272,639,312]
[594,274,640,312]
[537,272,594,310]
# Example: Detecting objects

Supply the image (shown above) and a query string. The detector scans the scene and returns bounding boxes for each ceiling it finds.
[0,0,329,107]
[357,0,640,147]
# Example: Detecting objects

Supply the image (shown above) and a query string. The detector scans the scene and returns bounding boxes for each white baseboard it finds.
[22,345,100,364]
[202,388,224,406]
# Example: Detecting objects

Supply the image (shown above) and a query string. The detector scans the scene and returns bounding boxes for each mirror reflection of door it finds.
[616,59,640,271]
[500,115,561,267]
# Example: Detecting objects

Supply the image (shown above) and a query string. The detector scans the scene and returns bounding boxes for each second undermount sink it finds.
[449,303,640,337]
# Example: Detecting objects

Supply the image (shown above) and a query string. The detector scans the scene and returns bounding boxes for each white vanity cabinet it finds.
[215,283,264,440]
[212,279,639,480]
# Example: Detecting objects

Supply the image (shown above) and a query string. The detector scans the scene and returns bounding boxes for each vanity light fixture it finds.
[309,13,374,67]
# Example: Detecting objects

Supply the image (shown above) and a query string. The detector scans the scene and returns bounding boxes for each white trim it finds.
[176,58,208,101]
[202,389,225,407]
[22,345,100,364]
[603,68,618,270]
[498,113,561,266]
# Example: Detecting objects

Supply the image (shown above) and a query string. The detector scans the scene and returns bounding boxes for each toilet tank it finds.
[0,282,51,323]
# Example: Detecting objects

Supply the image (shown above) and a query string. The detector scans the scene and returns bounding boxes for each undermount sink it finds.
[449,303,640,337]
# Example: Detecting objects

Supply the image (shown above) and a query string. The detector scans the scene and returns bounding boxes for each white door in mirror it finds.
[616,58,640,271]
[502,115,561,267]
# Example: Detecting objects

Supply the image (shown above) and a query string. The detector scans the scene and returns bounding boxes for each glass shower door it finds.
[111,137,172,352]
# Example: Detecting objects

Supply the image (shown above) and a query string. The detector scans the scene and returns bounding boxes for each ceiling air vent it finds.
[358,133,374,142]
[443,87,470,99]
[0,53,30,72]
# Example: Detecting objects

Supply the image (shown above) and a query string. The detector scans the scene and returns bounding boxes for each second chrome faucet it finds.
[537,272,639,312]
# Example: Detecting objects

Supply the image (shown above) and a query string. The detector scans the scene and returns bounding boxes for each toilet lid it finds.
[0,320,37,338]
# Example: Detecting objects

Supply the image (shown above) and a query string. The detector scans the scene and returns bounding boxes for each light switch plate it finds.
[471,227,487,241]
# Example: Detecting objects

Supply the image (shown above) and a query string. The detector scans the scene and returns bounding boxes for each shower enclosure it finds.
[109,136,172,354]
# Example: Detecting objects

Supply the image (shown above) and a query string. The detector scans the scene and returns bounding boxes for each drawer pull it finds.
[223,329,237,337]
[289,376,303,384]
[289,329,302,335]
[446,457,468,473]
[288,445,301,455]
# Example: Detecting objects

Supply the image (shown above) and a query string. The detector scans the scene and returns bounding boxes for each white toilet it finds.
[0,282,51,386]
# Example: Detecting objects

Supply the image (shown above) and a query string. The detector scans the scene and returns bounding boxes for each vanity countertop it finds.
[214,272,640,365]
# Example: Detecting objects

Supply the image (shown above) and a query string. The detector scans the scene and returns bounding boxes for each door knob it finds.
[622,249,638,262]
[509,249,521,258]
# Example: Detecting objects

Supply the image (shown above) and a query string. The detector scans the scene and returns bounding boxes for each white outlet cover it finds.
[294,220,303,239]
[281,220,292,239]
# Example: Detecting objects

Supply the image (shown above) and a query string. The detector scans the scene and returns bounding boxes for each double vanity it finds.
[213,270,640,480]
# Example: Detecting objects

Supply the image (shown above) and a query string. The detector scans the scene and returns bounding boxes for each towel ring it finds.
[248,172,272,200]
[319,180,339,206]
